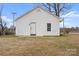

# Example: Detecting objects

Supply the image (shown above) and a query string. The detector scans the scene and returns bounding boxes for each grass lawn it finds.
[0,34,79,56]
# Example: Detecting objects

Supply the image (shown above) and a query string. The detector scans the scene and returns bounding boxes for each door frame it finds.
[29,22,36,36]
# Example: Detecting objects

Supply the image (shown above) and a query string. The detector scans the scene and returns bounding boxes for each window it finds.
[47,23,51,31]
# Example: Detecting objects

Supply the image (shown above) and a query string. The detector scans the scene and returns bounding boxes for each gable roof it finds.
[15,6,60,21]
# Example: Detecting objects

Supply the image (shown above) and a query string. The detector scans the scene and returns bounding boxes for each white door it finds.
[30,22,36,36]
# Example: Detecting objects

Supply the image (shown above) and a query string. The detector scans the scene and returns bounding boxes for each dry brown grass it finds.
[0,34,79,56]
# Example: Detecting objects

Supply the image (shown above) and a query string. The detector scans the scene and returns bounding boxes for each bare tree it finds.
[41,3,71,17]
[0,4,7,35]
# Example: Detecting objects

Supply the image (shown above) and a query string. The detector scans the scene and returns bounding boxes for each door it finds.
[30,22,36,36]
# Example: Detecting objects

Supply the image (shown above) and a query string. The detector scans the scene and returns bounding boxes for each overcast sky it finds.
[0,3,79,28]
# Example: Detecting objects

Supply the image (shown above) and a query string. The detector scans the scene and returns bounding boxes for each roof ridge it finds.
[15,6,60,21]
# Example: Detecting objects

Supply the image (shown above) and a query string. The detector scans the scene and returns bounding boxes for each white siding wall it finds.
[16,7,60,36]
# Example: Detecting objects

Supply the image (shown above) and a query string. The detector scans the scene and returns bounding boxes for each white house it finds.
[15,7,60,36]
